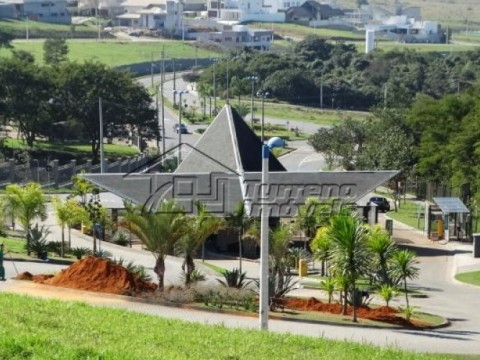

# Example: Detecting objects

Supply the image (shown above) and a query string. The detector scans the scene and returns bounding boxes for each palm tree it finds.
[122,200,185,290]
[367,225,397,285]
[177,201,225,285]
[294,198,335,249]
[53,197,88,257]
[390,249,419,308]
[269,223,292,292]
[328,212,370,322]
[226,201,251,273]
[311,227,331,276]
[0,189,20,230]
[4,183,46,256]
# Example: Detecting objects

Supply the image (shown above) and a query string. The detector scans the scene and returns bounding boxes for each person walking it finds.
[0,243,6,281]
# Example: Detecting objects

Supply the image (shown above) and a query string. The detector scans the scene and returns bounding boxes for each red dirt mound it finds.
[284,297,418,326]
[14,272,34,281]
[37,256,157,295]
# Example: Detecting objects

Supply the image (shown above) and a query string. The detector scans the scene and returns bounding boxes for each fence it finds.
[0,154,150,189]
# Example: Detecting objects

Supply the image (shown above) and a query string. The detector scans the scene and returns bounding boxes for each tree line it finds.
[196,35,480,111]
[0,48,157,163]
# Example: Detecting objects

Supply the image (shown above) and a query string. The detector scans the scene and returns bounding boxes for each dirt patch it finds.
[284,297,421,327]
[20,256,157,296]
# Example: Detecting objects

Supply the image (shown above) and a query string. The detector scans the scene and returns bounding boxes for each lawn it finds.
[0,293,462,359]
[5,139,140,157]
[0,39,219,67]
[386,200,425,231]
[0,236,26,255]
[0,19,98,38]
[247,22,365,41]
[455,270,480,287]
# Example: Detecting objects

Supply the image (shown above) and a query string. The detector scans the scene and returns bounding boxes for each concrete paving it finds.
[2,205,480,354]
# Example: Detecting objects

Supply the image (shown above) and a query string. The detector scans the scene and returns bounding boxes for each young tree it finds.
[328,212,370,322]
[269,223,292,292]
[177,202,224,285]
[226,201,252,273]
[310,227,331,276]
[390,249,419,308]
[122,200,185,290]
[43,37,69,65]
[367,225,397,285]
[4,183,47,255]
[53,197,88,256]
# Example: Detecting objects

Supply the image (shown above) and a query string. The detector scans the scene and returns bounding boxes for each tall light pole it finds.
[320,71,324,109]
[212,58,218,113]
[99,97,105,173]
[259,91,269,330]
[248,75,258,129]
[173,58,177,106]
[173,90,188,165]
[161,48,166,163]
[260,92,269,143]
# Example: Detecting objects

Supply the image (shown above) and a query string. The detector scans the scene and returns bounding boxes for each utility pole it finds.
[173,58,177,105]
[248,75,258,129]
[25,14,29,40]
[320,71,324,109]
[384,83,388,107]
[99,97,105,173]
[213,59,217,113]
[259,137,269,330]
[161,48,166,163]
[226,59,230,103]
[96,6,100,41]
[150,52,155,88]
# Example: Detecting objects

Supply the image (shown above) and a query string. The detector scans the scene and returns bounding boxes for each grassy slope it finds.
[385,201,425,231]
[0,293,464,360]
[0,19,95,33]
[0,39,217,66]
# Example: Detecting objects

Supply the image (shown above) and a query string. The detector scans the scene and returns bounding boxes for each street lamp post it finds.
[260,92,269,143]
[212,58,218,113]
[99,97,105,173]
[173,58,177,105]
[248,75,258,129]
[173,90,188,165]
[259,91,269,330]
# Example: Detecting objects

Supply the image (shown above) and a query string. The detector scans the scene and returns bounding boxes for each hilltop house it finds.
[114,0,182,32]
[0,0,71,24]
[193,24,273,50]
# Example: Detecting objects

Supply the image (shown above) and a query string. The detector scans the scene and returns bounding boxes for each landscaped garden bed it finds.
[13,256,447,330]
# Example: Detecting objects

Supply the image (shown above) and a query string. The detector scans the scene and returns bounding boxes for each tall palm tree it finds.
[310,227,331,276]
[390,249,419,308]
[177,201,225,285]
[226,201,251,273]
[123,200,185,290]
[269,223,292,292]
[328,212,370,322]
[4,183,46,256]
[367,225,397,285]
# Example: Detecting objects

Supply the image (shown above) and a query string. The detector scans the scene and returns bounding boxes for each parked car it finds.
[173,124,188,134]
[368,197,391,212]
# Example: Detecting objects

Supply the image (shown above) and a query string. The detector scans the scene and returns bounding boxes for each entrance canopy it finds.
[83,105,398,217]
[433,197,469,214]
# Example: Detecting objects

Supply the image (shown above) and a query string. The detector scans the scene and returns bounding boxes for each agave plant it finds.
[217,268,252,289]
[70,247,93,260]
[180,269,206,285]
[27,224,50,260]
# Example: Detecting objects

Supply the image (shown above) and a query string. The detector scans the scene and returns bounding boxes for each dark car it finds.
[173,124,188,134]
[368,197,391,212]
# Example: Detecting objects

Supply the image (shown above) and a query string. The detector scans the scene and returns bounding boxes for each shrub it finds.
[378,284,398,308]
[217,268,252,289]
[70,247,92,260]
[47,241,65,257]
[26,225,50,260]
[179,269,206,285]
[94,249,112,259]
[112,231,129,246]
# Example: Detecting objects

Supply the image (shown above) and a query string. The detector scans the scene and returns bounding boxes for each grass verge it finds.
[455,270,480,287]
[0,39,219,66]
[0,293,459,359]
[5,139,139,157]
[200,262,226,274]
[386,201,425,231]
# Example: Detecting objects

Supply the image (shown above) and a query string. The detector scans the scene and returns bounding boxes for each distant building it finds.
[115,0,183,33]
[285,1,353,29]
[194,24,273,50]
[206,0,285,23]
[0,0,71,24]
[367,15,443,43]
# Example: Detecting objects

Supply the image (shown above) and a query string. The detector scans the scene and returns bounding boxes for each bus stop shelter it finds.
[425,197,470,242]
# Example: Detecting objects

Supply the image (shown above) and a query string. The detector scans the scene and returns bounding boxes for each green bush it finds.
[112,231,129,246]
[70,247,92,260]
